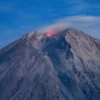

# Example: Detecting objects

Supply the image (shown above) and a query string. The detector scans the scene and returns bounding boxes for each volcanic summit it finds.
[0,28,100,100]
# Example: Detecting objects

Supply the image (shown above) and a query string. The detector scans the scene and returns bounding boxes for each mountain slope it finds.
[0,28,100,100]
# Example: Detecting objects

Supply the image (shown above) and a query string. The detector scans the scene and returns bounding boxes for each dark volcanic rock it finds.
[0,29,100,100]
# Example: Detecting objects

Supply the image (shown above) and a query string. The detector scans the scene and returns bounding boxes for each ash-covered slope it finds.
[0,28,100,100]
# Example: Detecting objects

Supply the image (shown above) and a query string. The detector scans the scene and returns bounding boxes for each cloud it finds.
[39,15,100,38]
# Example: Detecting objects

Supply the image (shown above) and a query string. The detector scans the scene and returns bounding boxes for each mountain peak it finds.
[0,27,100,100]
[25,31,38,39]
[43,27,87,38]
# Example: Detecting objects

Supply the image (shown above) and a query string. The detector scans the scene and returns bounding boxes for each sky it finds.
[0,0,100,48]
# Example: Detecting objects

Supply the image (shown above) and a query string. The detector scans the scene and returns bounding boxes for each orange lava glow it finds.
[46,32,53,36]
[44,29,57,37]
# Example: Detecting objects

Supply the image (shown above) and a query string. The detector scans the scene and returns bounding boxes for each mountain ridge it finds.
[0,28,95,53]
[0,28,100,100]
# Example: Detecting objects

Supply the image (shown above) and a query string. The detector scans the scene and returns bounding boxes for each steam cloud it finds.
[38,15,100,38]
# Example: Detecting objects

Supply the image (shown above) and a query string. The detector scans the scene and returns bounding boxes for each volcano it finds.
[0,28,100,100]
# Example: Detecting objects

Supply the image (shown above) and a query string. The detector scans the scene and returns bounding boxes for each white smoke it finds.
[38,15,100,38]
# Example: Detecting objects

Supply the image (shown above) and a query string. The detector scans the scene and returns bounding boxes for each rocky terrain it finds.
[0,28,100,100]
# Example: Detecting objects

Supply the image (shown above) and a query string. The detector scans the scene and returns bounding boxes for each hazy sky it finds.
[0,0,100,48]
